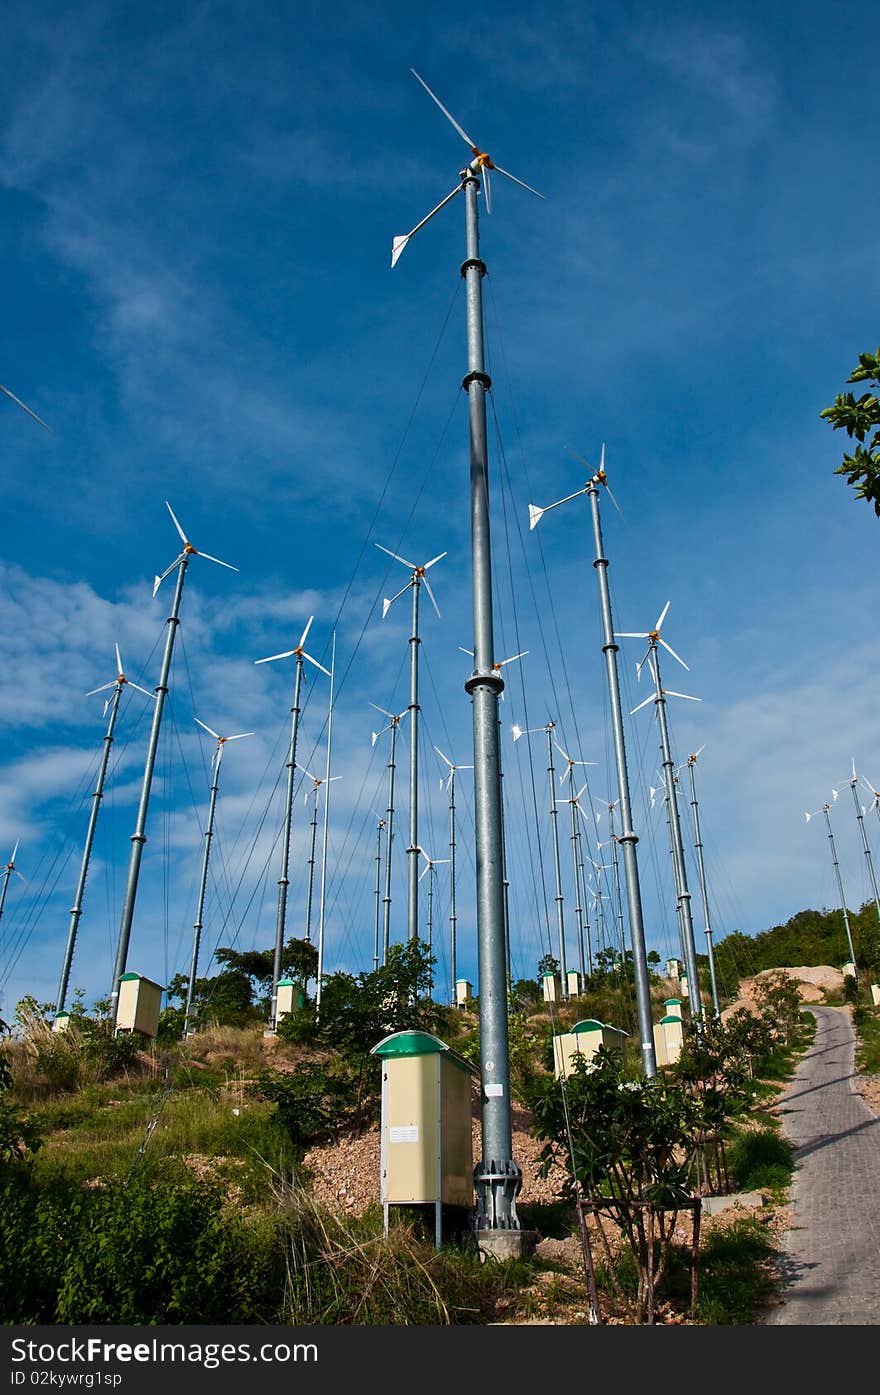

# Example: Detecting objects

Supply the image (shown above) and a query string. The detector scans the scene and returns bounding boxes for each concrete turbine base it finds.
[476,1229,537,1263]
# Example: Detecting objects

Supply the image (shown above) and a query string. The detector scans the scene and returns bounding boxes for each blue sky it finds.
[1,0,878,1016]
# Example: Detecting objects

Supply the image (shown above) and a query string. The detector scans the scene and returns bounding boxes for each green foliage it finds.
[531,1048,701,1321]
[537,953,559,977]
[694,1216,778,1324]
[821,348,880,515]
[714,905,880,988]
[0,1170,281,1323]
[0,1032,42,1169]
[253,1061,363,1150]
[752,970,803,1046]
[843,973,860,1004]
[278,940,447,1062]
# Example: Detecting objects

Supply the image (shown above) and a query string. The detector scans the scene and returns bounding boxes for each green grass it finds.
[727,1126,794,1195]
[854,1005,880,1074]
[695,1216,779,1323]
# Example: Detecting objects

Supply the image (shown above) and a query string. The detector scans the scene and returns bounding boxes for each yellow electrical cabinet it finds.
[842,960,857,979]
[553,1019,629,1080]
[455,978,473,1007]
[566,969,581,998]
[541,972,561,1003]
[115,972,163,1039]
[870,983,880,1007]
[276,978,304,1022]
[52,1013,71,1034]
[654,1014,684,1067]
[371,1030,478,1247]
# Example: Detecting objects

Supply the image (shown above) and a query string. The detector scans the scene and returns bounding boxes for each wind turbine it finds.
[528,445,657,1075]
[564,782,596,976]
[372,817,386,972]
[806,802,858,975]
[512,721,570,997]
[434,746,473,1005]
[1,382,52,433]
[393,68,543,1242]
[184,719,254,1036]
[418,845,451,990]
[56,646,156,1019]
[595,805,628,977]
[315,631,337,1014]
[255,616,330,1030]
[109,503,238,1021]
[301,766,342,944]
[833,760,880,930]
[685,748,720,1017]
[555,742,596,991]
[0,841,24,938]
[371,703,408,965]
[377,542,446,944]
[618,605,704,1022]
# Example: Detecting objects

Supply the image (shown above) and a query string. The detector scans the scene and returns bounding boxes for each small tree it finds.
[531,1049,701,1322]
[820,348,880,515]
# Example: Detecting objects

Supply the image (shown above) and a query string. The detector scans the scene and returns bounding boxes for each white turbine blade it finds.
[832,788,839,802]
[603,481,625,519]
[371,731,381,748]
[649,786,657,809]
[575,782,590,802]
[528,503,544,530]
[498,651,528,667]
[658,635,689,671]
[194,717,222,740]
[0,382,53,432]
[554,740,572,764]
[381,597,393,620]
[614,631,649,640]
[422,575,441,619]
[419,861,432,882]
[423,551,447,571]
[851,756,857,782]
[102,699,111,717]
[195,549,239,573]
[86,680,117,696]
[10,839,20,864]
[153,575,162,598]
[369,702,396,719]
[382,581,411,618]
[302,651,332,677]
[804,811,812,822]
[493,163,546,199]
[459,646,475,657]
[663,690,701,703]
[126,681,156,700]
[511,723,523,741]
[411,69,479,150]
[482,164,492,214]
[299,766,320,783]
[224,731,255,742]
[165,501,189,546]
[694,744,706,760]
[434,746,454,770]
[391,235,411,268]
[297,615,315,651]
[375,542,417,571]
[654,601,671,632]
[630,693,656,716]
[255,648,297,665]
[115,642,123,675]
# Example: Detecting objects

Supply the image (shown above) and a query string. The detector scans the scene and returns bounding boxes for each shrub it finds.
[254,1061,364,1149]
[728,1126,794,1193]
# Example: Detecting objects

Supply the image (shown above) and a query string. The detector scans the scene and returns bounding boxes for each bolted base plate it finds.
[475,1228,537,1263]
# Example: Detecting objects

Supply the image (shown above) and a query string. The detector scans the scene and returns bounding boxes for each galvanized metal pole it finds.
[110,558,188,1019]
[270,655,304,1029]
[373,819,385,972]
[849,778,880,927]
[545,725,569,997]
[448,767,457,1003]
[381,718,399,965]
[567,774,587,984]
[183,745,222,1037]
[407,579,421,941]
[608,803,628,972]
[0,867,13,934]
[586,482,657,1074]
[56,683,123,1016]
[687,757,720,1017]
[315,632,336,1011]
[821,803,858,974]
[461,168,521,1235]
[304,786,319,942]
[650,641,703,1021]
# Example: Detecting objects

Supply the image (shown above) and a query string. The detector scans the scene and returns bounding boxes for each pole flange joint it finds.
[464,670,504,696]
[462,369,491,392]
[460,256,487,279]
[473,1157,523,1230]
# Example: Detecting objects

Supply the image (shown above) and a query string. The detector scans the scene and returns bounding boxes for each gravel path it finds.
[768,1005,880,1325]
